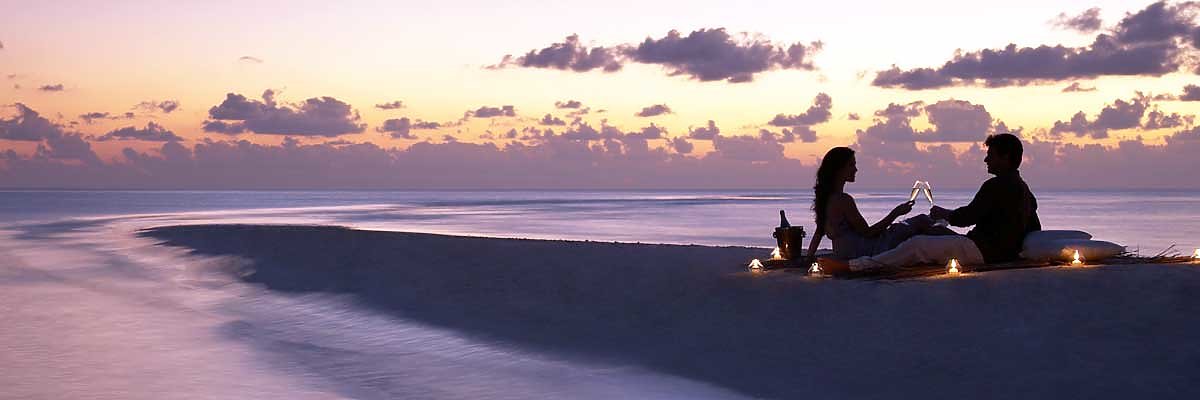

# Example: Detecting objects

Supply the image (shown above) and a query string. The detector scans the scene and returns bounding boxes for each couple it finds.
[804,133,1041,273]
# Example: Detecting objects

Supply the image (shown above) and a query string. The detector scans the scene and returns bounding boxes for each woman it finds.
[803,147,935,272]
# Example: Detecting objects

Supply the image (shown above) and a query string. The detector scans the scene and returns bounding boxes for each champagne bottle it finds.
[779,210,790,228]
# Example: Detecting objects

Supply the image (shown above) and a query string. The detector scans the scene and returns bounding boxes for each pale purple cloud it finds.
[873,1,1198,89]
[203,90,366,137]
[97,122,183,142]
[1053,7,1104,33]
[375,101,405,110]
[635,104,672,117]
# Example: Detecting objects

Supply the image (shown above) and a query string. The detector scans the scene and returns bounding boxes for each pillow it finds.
[1024,230,1092,246]
[1021,238,1125,262]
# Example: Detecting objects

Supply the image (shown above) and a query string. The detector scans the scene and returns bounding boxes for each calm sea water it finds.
[2,189,1198,254]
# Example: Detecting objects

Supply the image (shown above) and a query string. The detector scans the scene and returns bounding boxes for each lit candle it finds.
[947,258,961,275]
[809,262,822,276]
[1071,249,1084,266]
[748,259,764,272]
[1192,248,1199,260]
[770,247,783,260]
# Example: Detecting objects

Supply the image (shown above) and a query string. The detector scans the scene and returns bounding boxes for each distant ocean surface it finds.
[3,189,1198,254]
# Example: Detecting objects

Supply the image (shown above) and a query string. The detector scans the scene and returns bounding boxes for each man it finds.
[930,133,1041,263]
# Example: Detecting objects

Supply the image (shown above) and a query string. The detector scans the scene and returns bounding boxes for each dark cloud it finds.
[494,29,821,83]
[492,34,622,72]
[375,101,405,110]
[1181,84,1200,100]
[202,120,247,135]
[469,105,516,118]
[1062,82,1098,92]
[1049,97,1148,139]
[635,104,673,117]
[377,118,417,139]
[238,56,263,63]
[628,124,667,139]
[626,28,822,83]
[873,2,1199,90]
[78,111,135,124]
[539,114,567,126]
[135,100,180,113]
[2,103,66,141]
[412,120,442,129]
[768,93,832,126]
[555,100,583,109]
[35,134,101,165]
[1143,109,1193,129]
[669,137,694,154]
[204,90,366,136]
[1054,7,1104,33]
[38,84,65,92]
[687,120,720,140]
[97,122,183,142]
[847,113,861,121]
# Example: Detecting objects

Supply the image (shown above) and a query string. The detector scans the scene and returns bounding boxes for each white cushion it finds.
[1024,230,1092,246]
[1021,238,1125,262]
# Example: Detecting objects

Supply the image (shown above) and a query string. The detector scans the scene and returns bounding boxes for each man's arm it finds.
[947,179,998,227]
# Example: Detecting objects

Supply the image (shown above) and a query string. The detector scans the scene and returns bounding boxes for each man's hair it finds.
[984,133,1023,168]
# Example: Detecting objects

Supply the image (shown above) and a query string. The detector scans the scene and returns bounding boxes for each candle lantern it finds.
[1070,249,1084,267]
[947,258,962,275]
[770,247,784,260]
[809,262,822,276]
[748,259,764,272]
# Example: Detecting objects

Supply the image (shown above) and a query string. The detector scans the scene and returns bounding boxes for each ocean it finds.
[2,189,1198,253]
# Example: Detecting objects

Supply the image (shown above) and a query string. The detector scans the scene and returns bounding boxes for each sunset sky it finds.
[2,0,1199,189]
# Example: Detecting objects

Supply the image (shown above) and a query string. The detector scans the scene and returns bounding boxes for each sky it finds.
[1,0,1199,189]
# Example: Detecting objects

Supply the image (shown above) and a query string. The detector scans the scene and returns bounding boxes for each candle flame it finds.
[947,258,961,275]
[748,259,764,271]
[770,247,783,260]
[1071,249,1084,266]
[809,262,822,275]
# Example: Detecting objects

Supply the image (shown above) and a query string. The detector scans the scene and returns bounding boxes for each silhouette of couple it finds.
[805,133,1041,274]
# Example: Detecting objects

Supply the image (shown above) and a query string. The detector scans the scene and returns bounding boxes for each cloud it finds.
[854,100,1004,151]
[539,114,567,126]
[1062,82,1098,92]
[711,134,785,161]
[1,103,67,141]
[628,124,667,139]
[625,28,822,83]
[687,120,721,140]
[494,29,822,83]
[135,100,180,114]
[38,84,65,92]
[635,104,673,117]
[469,105,516,118]
[1049,97,1149,138]
[0,40,4,50]
[847,113,861,121]
[238,56,263,63]
[767,93,832,126]
[873,1,1199,89]
[1053,7,1104,33]
[1143,108,1193,129]
[377,118,417,139]
[201,120,247,135]
[79,111,135,124]
[1181,84,1200,100]
[669,137,694,154]
[491,34,622,72]
[97,122,183,142]
[203,90,366,136]
[412,120,442,129]
[375,101,405,110]
[555,100,583,109]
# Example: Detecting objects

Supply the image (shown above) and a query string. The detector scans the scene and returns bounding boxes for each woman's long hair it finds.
[813,147,855,231]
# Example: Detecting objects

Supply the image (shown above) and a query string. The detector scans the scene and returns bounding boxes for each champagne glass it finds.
[909,180,922,202]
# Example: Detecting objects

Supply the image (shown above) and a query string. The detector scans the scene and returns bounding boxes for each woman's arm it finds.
[841,194,910,238]
[804,227,824,263]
